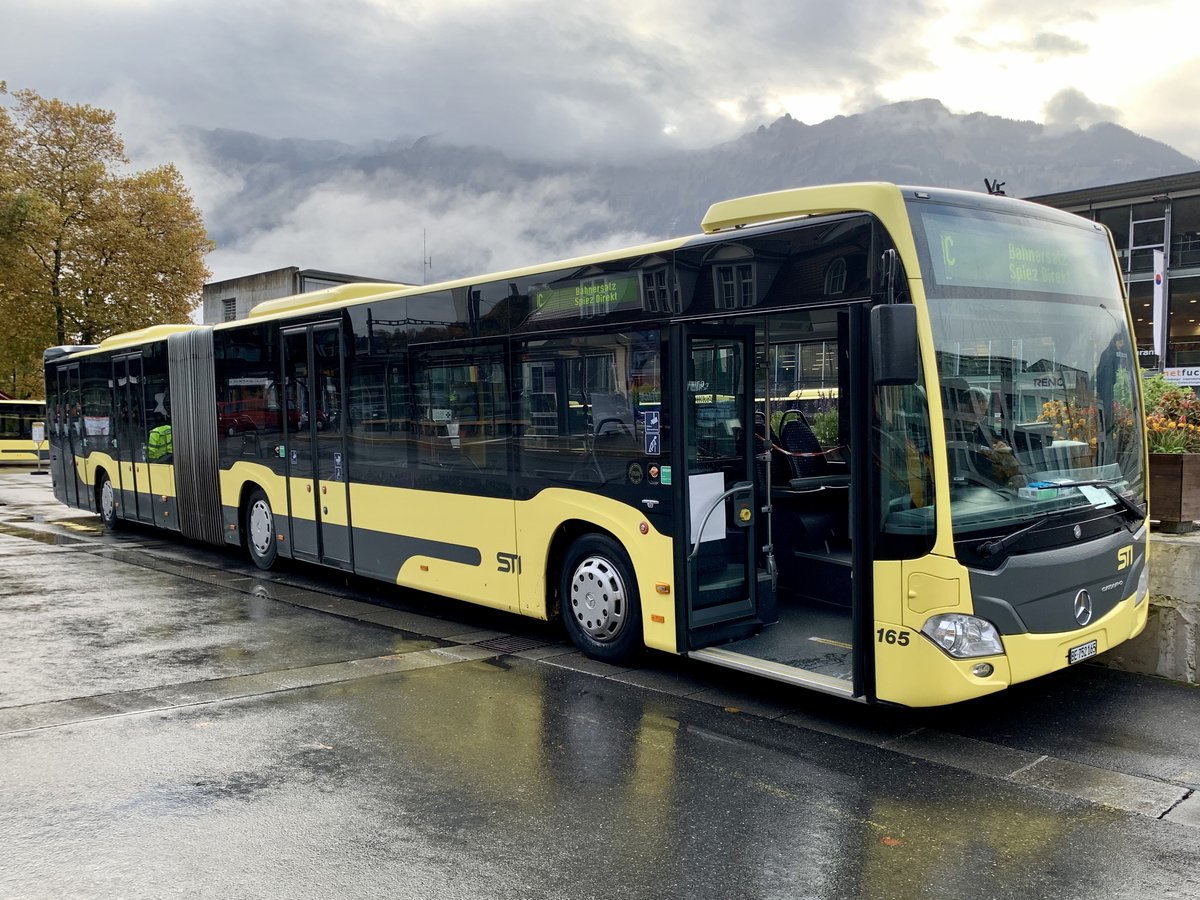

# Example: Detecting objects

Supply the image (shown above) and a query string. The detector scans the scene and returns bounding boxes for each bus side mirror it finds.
[871,304,919,386]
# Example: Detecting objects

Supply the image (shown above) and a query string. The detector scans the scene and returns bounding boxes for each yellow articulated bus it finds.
[0,399,48,464]
[43,183,1150,707]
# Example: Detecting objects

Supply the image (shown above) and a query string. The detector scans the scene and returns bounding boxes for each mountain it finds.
[182,100,1199,281]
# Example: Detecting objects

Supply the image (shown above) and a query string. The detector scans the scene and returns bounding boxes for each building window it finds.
[1096,207,1131,273]
[641,268,676,313]
[824,257,847,295]
[222,298,237,322]
[1170,196,1200,269]
[716,264,755,309]
[1130,202,1166,275]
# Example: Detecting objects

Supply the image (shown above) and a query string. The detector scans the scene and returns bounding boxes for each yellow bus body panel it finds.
[219,465,678,651]
[221,462,288,531]
[874,590,1149,707]
[1003,595,1149,686]
[875,549,1149,706]
[147,462,176,498]
[513,488,677,653]
[0,440,42,463]
[350,483,520,613]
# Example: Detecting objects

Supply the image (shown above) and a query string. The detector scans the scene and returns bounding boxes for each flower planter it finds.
[1149,452,1200,533]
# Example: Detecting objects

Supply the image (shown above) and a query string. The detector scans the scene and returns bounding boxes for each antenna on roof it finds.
[984,177,1007,196]
[422,229,432,284]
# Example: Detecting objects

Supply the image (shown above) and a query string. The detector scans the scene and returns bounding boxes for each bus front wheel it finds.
[245,488,278,570]
[560,534,642,664]
[97,472,118,532]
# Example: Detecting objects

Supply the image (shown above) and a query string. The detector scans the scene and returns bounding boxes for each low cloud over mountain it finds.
[176,100,1198,284]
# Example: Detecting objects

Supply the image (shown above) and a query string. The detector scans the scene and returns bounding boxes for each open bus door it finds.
[674,324,763,646]
[680,307,874,702]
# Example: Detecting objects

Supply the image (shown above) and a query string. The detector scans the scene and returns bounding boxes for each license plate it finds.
[1068,639,1098,665]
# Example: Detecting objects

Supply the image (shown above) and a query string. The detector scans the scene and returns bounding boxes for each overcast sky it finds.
[3,0,1200,286]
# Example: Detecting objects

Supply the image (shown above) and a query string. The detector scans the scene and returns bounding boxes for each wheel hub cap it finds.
[249,501,272,555]
[569,556,627,642]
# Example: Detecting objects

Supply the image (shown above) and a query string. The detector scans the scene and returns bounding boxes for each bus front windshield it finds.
[909,200,1145,541]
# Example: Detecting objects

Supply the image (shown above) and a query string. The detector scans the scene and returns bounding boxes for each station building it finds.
[201,267,402,325]
[1030,170,1200,369]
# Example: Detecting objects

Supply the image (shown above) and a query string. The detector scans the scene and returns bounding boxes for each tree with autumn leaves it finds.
[0,83,213,398]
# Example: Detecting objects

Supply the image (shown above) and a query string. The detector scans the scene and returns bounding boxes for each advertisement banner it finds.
[1152,249,1166,363]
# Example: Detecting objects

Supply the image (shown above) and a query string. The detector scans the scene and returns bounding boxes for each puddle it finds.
[0,521,91,546]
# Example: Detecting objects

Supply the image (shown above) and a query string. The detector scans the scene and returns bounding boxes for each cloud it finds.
[0,0,939,160]
[1043,87,1119,129]
[1027,31,1089,58]
[205,171,657,286]
[1125,56,1200,160]
[953,28,1087,60]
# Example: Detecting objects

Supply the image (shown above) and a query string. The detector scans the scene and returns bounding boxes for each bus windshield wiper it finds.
[978,515,1052,560]
[1048,479,1145,529]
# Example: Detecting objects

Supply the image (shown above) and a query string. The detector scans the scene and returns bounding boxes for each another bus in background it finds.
[0,399,48,464]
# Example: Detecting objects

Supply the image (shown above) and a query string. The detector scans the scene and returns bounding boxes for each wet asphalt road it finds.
[1,470,1199,899]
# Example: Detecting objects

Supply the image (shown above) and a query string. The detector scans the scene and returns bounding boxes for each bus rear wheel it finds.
[97,472,118,531]
[245,488,278,570]
[560,534,642,664]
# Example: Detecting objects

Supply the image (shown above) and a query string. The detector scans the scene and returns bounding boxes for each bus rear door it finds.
[55,364,83,508]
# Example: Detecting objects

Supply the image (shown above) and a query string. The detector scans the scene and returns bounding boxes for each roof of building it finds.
[1027,169,1200,209]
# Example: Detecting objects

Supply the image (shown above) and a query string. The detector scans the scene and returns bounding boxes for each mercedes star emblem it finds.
[1073,589,1093,626]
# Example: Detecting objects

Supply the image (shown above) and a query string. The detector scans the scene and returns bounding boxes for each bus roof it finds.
[95,324,200,353]
[702,182,910,233]
[701,181,1088,234]
[45,181,1088,353]
[226,235,691,327]
[247,282,415,320]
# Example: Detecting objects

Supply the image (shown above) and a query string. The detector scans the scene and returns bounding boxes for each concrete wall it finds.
[1100,533,1199,684]
[201,268,299,324]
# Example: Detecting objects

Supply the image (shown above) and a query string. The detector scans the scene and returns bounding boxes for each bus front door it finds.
[677,325,759,643]
[113,354,156,525]
[283,323,352,570]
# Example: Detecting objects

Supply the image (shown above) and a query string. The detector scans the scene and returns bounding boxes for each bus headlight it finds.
[1135,564,1149,607]
[921,614,1004,659]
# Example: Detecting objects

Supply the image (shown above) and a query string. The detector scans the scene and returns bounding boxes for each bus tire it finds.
[560,533,642,664]
[97,471,118,532]
[245,488,278,570]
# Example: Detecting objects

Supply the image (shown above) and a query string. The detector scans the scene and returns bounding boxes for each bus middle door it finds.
[113,354,156,525]
[283,323,352,570]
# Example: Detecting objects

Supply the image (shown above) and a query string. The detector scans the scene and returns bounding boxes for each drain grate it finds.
[473,634,554,653]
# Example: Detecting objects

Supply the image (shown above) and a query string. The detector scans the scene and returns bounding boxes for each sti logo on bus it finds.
[1117,546,1133,571]
[497,551,521,574]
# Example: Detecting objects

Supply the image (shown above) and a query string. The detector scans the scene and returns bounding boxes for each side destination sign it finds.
[530,272,642,321]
